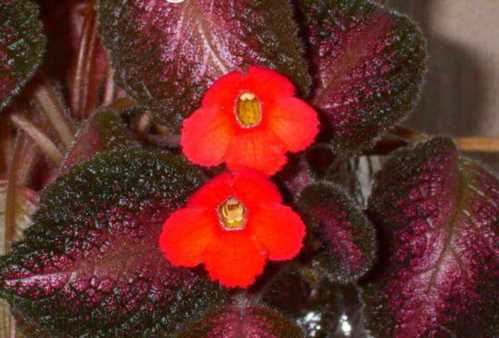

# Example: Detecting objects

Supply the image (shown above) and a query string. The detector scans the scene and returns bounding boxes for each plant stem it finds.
[33,85,74,149]
[11,115,63,165]
[4,136,23,253]
[454,137,499,153]
[371,126,499,154]
[103,66,115,106]
[71,6,99,118]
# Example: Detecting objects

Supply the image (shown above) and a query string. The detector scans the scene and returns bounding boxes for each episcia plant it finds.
[0,0,497,337]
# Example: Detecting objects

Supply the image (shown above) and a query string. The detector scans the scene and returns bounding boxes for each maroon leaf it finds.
[61,102,139,172]
[0,0,46,111]
[178,302,304,338]
[297,0,426,153]
[298,182,376,283]
[0,149,227,336]
[97,0,311,129]
[365,138,498,338]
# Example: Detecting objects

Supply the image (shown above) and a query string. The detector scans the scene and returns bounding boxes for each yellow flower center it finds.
[235,92,262,128]
[218,197,247,231]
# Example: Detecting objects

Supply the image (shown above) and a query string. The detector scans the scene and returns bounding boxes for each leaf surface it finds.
[298,0,426,153]
[0,149,226,337]
[98,0,311,129]
[365,138,498,338]
[0,0,46,111]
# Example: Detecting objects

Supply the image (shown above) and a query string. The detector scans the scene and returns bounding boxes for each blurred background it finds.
[387,0,499,167]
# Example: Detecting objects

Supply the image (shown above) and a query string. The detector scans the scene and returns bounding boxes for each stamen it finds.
[218,197,247,231]
[235,91,262,128]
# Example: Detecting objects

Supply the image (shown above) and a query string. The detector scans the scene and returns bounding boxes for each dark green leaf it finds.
[0,0,46,111]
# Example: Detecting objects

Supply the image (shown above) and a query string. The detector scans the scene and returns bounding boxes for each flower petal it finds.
[232,170,282,208]
[159,208,217,268]
[245,66,296,100]
[251,205,306,261]
[202,71,244,109]
[269,97,319,152]
[181,107,234,167]
[225,130,287,175]
[204,233,266,288]
[187,172,234,209]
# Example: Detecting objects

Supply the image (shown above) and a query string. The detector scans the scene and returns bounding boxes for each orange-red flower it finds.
[180,66,319,175]
[159,170,306,288]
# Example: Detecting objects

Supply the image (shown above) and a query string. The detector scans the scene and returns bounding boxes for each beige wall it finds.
[388,0,499,166]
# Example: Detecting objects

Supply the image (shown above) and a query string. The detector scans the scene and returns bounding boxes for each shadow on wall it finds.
[387,0,499,167]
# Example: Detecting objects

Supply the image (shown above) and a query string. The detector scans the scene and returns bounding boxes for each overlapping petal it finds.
[204,233,266,288]
[251,205,305,260]
[269,97,320,152]
[160,208,217,267]
[181,107,235,167]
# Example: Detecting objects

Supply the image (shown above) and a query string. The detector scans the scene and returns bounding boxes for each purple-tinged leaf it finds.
[298,183,376,283]
[61,102,139,172]
[298,0,426,153]
[178,302,304,338]
[97,0,311,129]
[365,138,499,338]
[276,144,343,200]
[0,0,46,111]
[0,149,227,337]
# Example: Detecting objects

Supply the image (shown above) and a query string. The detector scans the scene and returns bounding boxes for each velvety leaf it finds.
[365,138,499,338]
[0,149,227,337]
[276,144,346,200]
[0,0,46,111]
[298,0,426,153]
[97,0,311,129]
[298,183,376,283]
[178,302,304,338]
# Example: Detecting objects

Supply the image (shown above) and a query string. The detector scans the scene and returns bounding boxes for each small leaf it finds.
[0,149,227,337]
[97,0,311,130]
[298,0,426,153]
[0,0,46,111]
[178,302,304,338]
[61,102,139,171]
[298,183,376,283]
[365,138,498,338]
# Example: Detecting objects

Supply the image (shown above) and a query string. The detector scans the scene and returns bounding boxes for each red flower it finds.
[180,66,319,175]
[159,170,306,288]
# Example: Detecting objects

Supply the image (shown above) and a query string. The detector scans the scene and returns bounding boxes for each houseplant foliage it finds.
[0,0,497,337]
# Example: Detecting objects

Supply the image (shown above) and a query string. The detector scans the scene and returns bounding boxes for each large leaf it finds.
[97,0,311,129]
[365,138,498,338]
[178,303,304,338]
[0,0,46,111]
[298,183,376,283]
[298,0,426,153]
[0,149,227,337]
